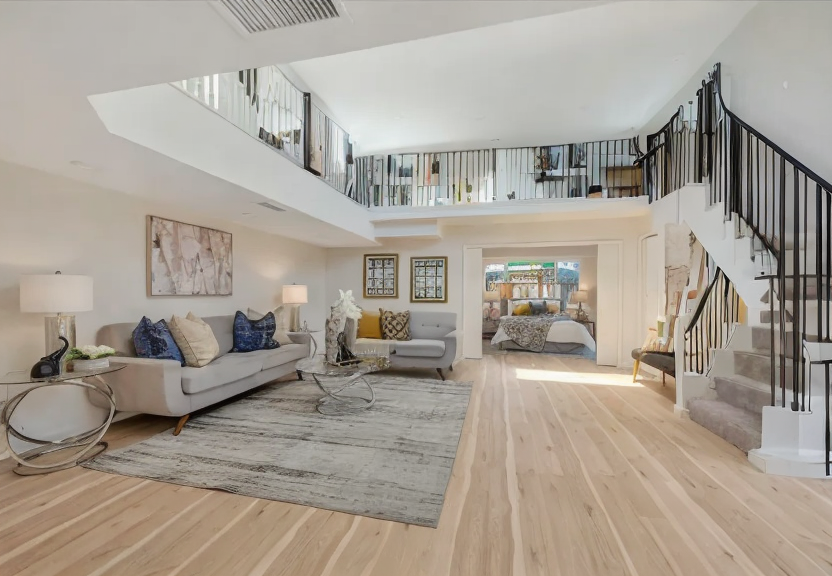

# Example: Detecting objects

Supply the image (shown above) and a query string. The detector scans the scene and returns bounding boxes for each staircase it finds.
[643,63,832,477]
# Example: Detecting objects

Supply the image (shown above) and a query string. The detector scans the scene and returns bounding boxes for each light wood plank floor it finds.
[2,352,832,576]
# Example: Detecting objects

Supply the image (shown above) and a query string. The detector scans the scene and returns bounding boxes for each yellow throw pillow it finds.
[546,302,560,314]
[513,303,531,316]
[169,313,220,367]
[357,311,383,339]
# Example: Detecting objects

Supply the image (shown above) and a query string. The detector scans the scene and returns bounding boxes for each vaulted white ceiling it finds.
[0,1,755,243]
[290,1,756,154]
[0,0,611,244]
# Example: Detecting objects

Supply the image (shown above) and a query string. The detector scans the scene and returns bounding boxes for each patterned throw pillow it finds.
[546,302,560,314]
[380,309,411,341]
[231,311,280,353]
[247,307,293,346]
[132,317,185,366]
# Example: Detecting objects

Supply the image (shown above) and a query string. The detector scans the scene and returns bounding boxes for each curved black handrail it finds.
[712,63,832,195]
[646,105,683,146]
[685,267,725,334]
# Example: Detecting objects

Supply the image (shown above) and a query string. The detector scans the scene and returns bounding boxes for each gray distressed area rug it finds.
[84,375,472,528]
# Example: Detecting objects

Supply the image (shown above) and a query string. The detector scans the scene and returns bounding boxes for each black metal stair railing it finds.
[684,267,741,374]
[651,61,831,474]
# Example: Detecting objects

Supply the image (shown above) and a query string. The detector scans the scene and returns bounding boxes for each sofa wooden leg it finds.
[632,359,640,383]
[437,368,446,381]
[448,365,453,372]
[297,370,304,381]
[173,414,190,436]
[662,372,666,387]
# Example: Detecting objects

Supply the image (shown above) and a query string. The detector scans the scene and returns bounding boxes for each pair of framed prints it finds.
[363,254,448,303]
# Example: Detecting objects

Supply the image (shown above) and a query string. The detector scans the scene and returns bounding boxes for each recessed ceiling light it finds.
[490,138,500,142]
[69,160,94,170]
[241,212,252,216]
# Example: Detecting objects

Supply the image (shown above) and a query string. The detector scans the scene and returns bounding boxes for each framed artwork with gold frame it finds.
[363,254,398,298]
[411,256,448,303]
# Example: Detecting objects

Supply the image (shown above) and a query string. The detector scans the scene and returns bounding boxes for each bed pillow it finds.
[380,309,411,341]
[247,307,293,346]
[512,302,531,316]
[169,313,220,367]
[357,310,383,339]
[231,311,280,353]
[132,317,185,366]
[529,300,548,315]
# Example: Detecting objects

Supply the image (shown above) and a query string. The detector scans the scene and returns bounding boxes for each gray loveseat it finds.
[97,315,310,434]
[362,311,457,380]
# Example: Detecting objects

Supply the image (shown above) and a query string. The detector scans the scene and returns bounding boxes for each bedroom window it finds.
[556,261,580,309]
[484,264,505,292]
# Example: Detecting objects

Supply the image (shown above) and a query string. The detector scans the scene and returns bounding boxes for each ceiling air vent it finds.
[218,0,341,34]
[257,201,287,212]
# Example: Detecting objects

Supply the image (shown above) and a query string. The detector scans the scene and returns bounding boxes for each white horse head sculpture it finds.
[330,289,362,331]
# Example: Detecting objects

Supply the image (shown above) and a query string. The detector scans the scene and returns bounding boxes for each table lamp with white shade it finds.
[20,272,93,354]
[570,289,589,321]
[282,284,308,332]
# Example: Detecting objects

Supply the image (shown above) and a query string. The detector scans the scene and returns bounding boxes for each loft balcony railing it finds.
[356,138,642,208]
[174,66,357,200]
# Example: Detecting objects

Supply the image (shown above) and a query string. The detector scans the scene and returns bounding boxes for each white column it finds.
[462,247,483,359]
[596,244,621,366]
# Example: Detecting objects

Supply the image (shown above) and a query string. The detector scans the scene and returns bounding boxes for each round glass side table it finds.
[0,363,124,475]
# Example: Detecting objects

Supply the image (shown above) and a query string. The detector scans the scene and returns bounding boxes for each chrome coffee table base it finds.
[310,373,376,415]
[1,375,117,476]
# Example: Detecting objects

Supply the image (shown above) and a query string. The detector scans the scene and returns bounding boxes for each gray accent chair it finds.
[388,311,457,380]
[97,315,310,435]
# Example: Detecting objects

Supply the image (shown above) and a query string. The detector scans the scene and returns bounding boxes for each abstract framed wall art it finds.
[147,216,233,296]
[363,254,398,298]
[411,256,448,303]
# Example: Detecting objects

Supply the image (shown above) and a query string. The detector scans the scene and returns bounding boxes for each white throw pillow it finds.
[247,307,293,346]
[169,312,220,367]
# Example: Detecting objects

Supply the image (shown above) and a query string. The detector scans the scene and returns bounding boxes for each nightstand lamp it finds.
[570,290,589,322]
[20,271,93,355]
[282,284,308,332]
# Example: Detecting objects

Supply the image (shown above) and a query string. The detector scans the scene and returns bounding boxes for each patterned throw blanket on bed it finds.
[499,315,557,352]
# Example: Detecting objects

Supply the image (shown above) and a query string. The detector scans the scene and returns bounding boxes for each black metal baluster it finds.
[780,155,787,407]
[793,168,801,411]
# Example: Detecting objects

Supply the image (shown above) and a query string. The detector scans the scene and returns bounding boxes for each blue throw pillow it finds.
[132,317,185,366]
[231,310,280,353]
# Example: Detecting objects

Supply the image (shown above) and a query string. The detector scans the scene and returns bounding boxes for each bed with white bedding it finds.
[491,315,596,354]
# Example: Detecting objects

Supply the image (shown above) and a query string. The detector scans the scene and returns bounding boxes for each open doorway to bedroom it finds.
[481,245,599,359]
[462,242,622,365]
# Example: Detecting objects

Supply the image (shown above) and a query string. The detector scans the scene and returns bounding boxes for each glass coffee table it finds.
[296,355,390,415]
[0,363,124,475]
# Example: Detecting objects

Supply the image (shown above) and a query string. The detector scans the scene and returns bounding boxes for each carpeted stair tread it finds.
[687,398,762,454]
[760,309,793,324]
[713,374,775,414]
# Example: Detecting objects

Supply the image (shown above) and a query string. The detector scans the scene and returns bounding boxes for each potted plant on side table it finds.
[66,345,116,372]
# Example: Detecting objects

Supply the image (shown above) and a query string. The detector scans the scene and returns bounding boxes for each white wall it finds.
[644,1,832,183]
[325,216,650,365]
[0,160,327,449]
